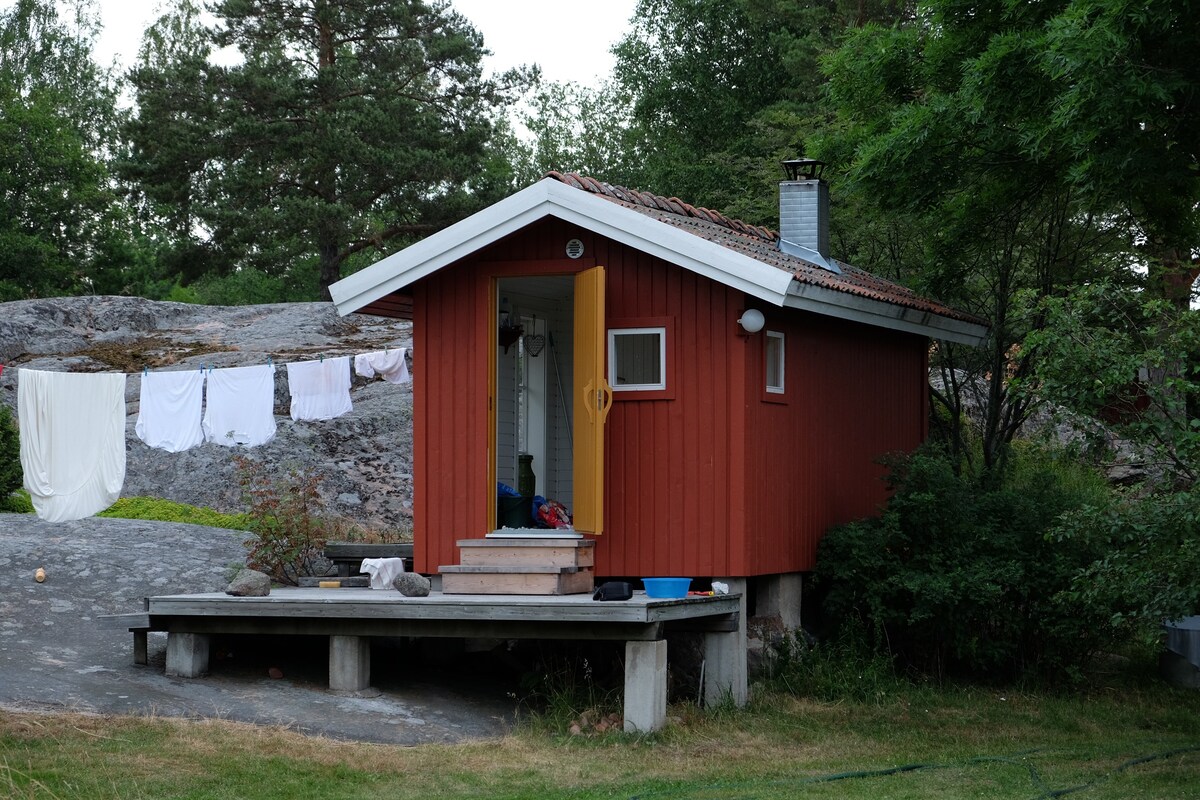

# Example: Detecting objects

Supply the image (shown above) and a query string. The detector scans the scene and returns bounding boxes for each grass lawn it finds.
[2,683,1197,799]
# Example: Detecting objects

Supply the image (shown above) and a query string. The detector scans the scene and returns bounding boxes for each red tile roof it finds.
[546,171,983,326]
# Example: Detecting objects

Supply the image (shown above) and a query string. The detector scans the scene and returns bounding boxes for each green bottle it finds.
[517,453,536,498]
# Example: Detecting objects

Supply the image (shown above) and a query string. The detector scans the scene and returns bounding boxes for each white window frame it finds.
[608,326,667,392]
[765,330,785,394]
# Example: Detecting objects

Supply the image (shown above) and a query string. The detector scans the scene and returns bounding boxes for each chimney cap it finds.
[782,158,826,182]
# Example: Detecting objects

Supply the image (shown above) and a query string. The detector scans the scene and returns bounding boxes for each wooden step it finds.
[456,537,594,569]
[439,568,592,594]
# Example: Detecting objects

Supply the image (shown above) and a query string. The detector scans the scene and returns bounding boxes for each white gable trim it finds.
[329,178,794,315]
[329,177,987,346]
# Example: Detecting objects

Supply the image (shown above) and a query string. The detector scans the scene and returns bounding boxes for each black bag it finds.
[593,581,633,601]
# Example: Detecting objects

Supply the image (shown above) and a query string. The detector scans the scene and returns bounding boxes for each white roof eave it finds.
[329,178,795,315]
[784,281,989,345]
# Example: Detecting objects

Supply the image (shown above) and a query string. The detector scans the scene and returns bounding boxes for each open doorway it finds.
[495,276,575,527]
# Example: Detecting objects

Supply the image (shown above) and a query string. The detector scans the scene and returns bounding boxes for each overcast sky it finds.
[76,0,638,88]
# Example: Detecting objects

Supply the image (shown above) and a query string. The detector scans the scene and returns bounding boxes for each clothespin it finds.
[267,356,273,367]
[143,366,148,376]
[320,354,324,363]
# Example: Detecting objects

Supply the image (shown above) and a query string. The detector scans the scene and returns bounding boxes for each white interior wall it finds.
[496,277,574,513]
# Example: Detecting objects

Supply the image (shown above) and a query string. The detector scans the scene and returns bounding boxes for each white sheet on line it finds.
[18,369,127,522]
[135,369,205,452]
[203,364,277,447]
[286,357,352,421]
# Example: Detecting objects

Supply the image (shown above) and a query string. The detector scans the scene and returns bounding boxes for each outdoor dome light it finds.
[737,308,765,333]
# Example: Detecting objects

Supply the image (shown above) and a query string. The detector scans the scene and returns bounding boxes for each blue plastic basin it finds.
[642,577,691,599]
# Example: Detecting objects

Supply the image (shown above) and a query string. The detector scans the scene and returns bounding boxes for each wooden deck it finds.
[135,588,747,732]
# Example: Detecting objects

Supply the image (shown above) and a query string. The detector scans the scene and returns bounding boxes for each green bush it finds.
[1,488,33,513]
[1052,490,1200,648]
[0,405,22,508]
[813,443,1117,684]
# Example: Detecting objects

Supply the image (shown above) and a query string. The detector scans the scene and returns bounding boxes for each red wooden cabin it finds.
[330,164,985,607]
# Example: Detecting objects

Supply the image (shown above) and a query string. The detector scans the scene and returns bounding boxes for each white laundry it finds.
[18,369,127,523]
[360,557,406,590]
[286,357,352,421]
[135,369,205,452]
[203,364,277,447]
[354,349,410,384]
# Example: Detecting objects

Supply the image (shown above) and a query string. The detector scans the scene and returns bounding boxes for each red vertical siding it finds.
[742,313,927,574]
[412,265,490,573]
[411,216,927,578]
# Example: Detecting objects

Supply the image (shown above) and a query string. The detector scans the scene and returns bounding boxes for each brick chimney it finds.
[778,158,837,272]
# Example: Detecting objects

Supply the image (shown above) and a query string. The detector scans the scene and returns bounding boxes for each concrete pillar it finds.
[623,639,667,733]
[329,635,371,692]
[704,577,748,707]
[133,630,148,666]
[755,572,803,630]
[165,632,210,678]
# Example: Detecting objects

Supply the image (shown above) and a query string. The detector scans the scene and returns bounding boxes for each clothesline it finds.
[8,348,410,523]
[1,346,411,381]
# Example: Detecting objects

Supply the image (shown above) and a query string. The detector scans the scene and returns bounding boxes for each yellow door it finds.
[572,265,611,534]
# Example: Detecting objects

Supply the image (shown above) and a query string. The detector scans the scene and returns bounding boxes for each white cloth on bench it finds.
[360,557,406,589]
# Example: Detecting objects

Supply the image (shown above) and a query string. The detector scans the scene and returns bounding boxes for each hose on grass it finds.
[628,744,1200,800]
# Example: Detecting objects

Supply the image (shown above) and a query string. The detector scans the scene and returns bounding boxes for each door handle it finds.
[599,380,613,422]
[582,380,594,423]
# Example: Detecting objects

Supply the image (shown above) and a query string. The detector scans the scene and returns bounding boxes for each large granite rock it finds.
[0,296,414,534]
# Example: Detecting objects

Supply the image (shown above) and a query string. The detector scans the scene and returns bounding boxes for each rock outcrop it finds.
[0,296,414,533]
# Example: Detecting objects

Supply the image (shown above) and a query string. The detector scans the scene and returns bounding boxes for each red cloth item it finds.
[536,499,572,529]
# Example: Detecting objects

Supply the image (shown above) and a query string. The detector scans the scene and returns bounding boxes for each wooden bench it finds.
[323,542,414,577]
[98,607,152,666]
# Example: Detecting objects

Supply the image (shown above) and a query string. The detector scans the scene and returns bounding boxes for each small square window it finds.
[609,327,666,391]
[765,331,785,394]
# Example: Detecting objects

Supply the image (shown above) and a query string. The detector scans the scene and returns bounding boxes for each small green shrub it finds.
[97,497,252,530]
[763,626,912,704]
[813,443,1118,684]
[235,456,363,585]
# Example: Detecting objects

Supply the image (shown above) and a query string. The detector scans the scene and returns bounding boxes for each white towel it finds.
[135,369,205,452]
[18,369,127,523]
[354,349,410,384]
[203,364,277,447]
[360,557,406,590]
[286,357,352,421]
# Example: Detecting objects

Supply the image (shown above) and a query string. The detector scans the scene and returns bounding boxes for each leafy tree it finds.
[512,80,641,187]
[125,0,532,300]
[1039,0,1200,306]
[611,0,906,223]
[815,1,1124,472]
[0,0,136,299]
[119,0,226,288]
